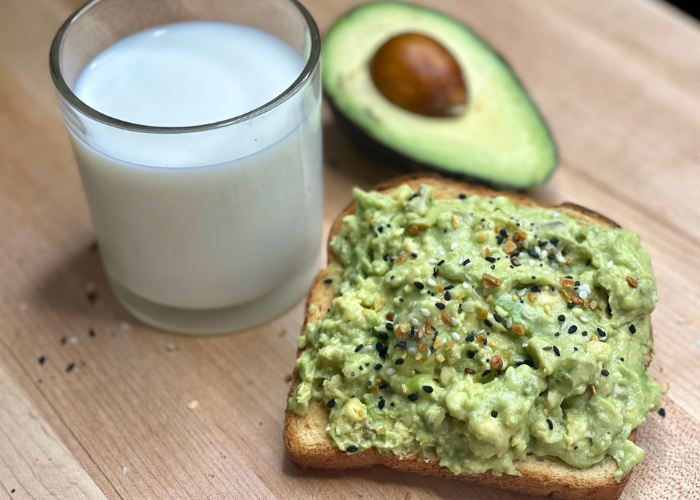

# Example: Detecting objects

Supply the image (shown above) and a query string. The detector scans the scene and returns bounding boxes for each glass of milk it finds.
[49,0,322,334]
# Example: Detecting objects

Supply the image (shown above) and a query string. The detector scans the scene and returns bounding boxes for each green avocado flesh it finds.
[289,184,662,480]
[322,2,557,189]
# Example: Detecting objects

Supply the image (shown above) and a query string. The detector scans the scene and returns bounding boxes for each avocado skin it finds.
[328,94,558,192]
[323,2,558,191]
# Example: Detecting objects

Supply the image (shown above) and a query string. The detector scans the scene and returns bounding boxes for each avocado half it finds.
[322,2,557,189]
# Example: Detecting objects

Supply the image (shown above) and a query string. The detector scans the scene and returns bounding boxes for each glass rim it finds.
[48,0,321,134]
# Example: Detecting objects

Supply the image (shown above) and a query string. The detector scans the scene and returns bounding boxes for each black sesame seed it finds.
[629,324,636,334]
[86,291,97,302]
[547,253,555,260]
[346,445,359,453]
[359,366,363,370]
[582,331,588,337]
[408,393,418,402]
[386,323,394,330]
[558,315,566,322]
[437,259,445,266]
[601,369,610,376]
[436,303,445,310]
[355,344,363,352]
[567,302,575,309]
[66,363,75,373]
[574,281,580,287]
[88,328,95,337]
[574,347,579,351]
[323,278,333,284]
[375,364,383,370]
[376,342,384,353]
[377,226,383,233]
[38,356,45,365]
[395,358,404,365]
[379,332,388,341]
[444,291,451,301]
[485,256,496,263]
[458,194,467,199]
[462,259,471,266]
[433,267,438,278]
[538,240,548,247]
[597,328,607,337]
[550,238,559,246]
[422,385,434,393]
[496,236,504,245]
[658,408,666,417]
[528,249,539,258]
[531,285,541,293]
[547,418,554,430]
[444,285,454,291]
[482,369,492,377]
[620,357,625,362]
[555,332,560,337]
[499,229,508,238]
[466,334,475,342]
[484,319,493,327]
[493,314,502,323]
[568,325,578,334]
[553,346,561,357]
[396,341,408,349]
[350,372,355,377]
[61,337,67,345]
[482,338,488,346]
[379,383,388,389]
[327,399,336,408]
[379,399,386,409]
[543,346,553,351]
[414,281,424,290]
[399,297,404,302]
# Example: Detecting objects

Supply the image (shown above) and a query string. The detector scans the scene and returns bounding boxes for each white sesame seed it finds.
[65,336,79,345]
[386,368,396,376]
[550,263,559,270]
[522,343,529,348]
[553,211,560,218]
[411,250,419,257]
[607,261,613,268]
[450,242,458,250]
[427,278,436,287]
[430,297,440,302]
[428,258,437,264]
[518,288,527,296]
[362,344,373,352]
[580,316,589,323]
[420,308,430,317]
[122,466,127,474]
[507,318,512,328]
[540,250,548,260]
[451,332,460,341]
[462,303,475,312]
[165,343,177,352]
[438,249,445,256]
[428,415,435,424]
[462,282,469,289]
[529,259,536,266]
[464,261,474,269]
[408,347,416,355]
[451,317,459,325]
[556,255,566,263]
[411,317,419,326]
[523,239,529,249]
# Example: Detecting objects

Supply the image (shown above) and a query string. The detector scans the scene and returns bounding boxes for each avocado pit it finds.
[370,33,467,117]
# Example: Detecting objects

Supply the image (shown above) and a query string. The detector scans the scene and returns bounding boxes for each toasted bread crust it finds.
[285,174,636,500]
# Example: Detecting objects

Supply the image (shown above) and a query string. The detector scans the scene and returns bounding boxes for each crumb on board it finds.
[120,322,132,331]
[187,400,199,410]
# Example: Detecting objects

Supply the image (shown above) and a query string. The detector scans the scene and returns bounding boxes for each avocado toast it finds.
[284,174,661,499]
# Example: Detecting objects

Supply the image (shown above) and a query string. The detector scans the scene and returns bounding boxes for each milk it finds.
[66,22,322,332]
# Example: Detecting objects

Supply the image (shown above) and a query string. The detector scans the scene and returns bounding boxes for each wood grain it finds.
[0,0,699,498]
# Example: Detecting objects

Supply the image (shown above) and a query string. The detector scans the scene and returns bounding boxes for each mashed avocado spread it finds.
[289,184,662,479]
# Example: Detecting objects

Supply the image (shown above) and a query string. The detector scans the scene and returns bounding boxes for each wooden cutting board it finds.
[0,0,699,498]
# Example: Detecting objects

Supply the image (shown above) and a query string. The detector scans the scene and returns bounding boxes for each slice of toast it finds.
[284,173,640,500]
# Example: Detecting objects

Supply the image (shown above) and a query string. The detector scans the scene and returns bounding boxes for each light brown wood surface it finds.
[0,0,699,499]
